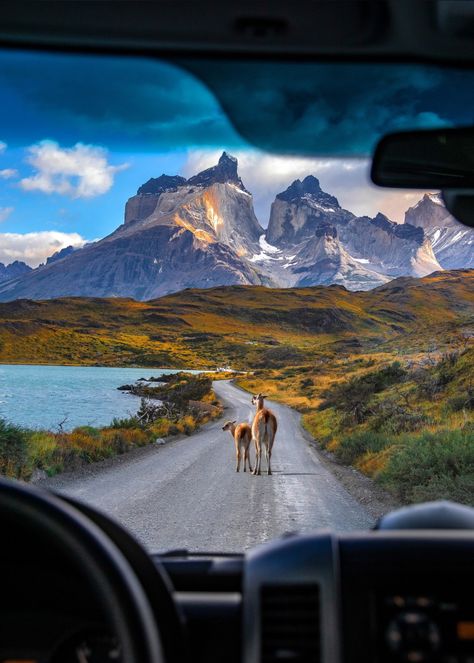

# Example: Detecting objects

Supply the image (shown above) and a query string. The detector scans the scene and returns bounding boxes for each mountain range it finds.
[0,151,472,302]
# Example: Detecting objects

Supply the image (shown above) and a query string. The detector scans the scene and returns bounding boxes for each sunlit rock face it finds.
[122,152,262,258]
[405,194,474,269]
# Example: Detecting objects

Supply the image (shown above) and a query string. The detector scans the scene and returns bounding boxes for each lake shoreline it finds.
[0,365,204,431]
[0,361,194,369]
[1,372,224,482]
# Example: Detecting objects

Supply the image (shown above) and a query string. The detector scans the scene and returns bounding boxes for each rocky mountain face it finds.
[45,245,77,266]
[0,153,471,302]
[122,152,262,259]
[260,177,441,289]
[0,260,32,283]
[405,193,474,269]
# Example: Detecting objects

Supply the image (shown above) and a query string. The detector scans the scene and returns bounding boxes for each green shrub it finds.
[134,372,212,408]
[334,431,390,465]
[321,362,407,424]
[300,378,314,389]
[72,425,101,437]
[379,429,474,506]
[445,390,474,412]
[0,419,31,479]
[416,352,461,398]
[110,415,142,429]
[27,431,57,469]
[369,399,428,435]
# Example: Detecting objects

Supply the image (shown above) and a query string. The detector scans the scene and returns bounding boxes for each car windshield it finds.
[0,50,472,553]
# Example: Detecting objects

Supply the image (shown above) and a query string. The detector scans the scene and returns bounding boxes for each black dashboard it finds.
[2,535,473,663]
[1,481,473,663]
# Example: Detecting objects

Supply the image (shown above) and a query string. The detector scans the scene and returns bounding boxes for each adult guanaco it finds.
[222,420,254,473]
[251,393,277,476]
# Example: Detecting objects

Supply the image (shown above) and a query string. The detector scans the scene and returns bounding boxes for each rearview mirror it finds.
[441,190,474,228]
[371,128,474,189]
[371,128,474,227]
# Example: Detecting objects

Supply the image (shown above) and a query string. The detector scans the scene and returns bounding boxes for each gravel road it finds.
[43,381,374,552]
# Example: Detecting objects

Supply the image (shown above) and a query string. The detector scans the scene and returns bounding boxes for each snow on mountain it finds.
[405,193,474,269]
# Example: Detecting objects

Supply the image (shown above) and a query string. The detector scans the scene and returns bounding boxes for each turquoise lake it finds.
[0,365,185,431]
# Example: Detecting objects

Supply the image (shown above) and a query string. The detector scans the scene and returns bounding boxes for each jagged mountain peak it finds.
[405,192,457,230]
[267,176,347,247]
[373,212,393,228]
[137,175,186,196]
[276,175,340,208]
[277,175,335,202]
[45,245,77,266]
[187,151,248,191]
[135,152,247,199]
[275,175,341,215]
[370,212,425,244]
[417,192,444,208]
[0,260,32,284]
[220,151,237,164]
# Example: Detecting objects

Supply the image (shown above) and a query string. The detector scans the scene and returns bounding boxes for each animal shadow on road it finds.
[269,471,319,477]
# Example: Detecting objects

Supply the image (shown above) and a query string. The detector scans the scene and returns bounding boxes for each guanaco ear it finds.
[231,420,237,425]
[261,394,268,399]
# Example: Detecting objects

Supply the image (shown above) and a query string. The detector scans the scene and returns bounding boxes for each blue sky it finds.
[0,145,188,236]
[1,50,472,266]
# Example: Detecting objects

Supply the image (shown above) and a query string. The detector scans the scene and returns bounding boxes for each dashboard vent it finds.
[260,584,320,663]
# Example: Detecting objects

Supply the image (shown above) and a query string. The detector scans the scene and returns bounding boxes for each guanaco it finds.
[251,394,277,476]
[222,420,253,473]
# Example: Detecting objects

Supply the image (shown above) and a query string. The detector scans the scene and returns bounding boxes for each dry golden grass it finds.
[0,270,472,369]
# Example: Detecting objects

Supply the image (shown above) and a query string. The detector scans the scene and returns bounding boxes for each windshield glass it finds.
[0,50,472,552]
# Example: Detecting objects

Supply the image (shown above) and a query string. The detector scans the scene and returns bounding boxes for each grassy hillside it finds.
[0,269,473,501]
[0,270,472,368]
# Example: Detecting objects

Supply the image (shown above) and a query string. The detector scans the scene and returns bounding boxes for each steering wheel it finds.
[0,478,171,663]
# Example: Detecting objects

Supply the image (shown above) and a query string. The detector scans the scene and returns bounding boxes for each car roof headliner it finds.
[0,1,473,64]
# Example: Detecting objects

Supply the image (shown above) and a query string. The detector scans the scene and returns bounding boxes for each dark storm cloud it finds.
[0,51,243,150]
[182,60,474,156]
[0,51,473,156]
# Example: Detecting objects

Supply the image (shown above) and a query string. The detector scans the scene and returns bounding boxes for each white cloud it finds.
[182,149,428,224]
[0,231,87,267]
[0,207,14,223]
[0,168,18,179]
[19,141,129,198]
[0,141,7,154]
